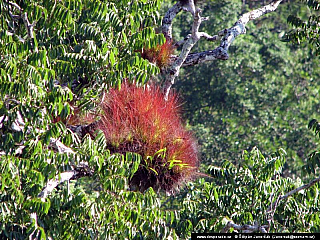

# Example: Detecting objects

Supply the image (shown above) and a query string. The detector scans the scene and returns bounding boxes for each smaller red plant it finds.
[94,81,199,193]
[140,39,175,69]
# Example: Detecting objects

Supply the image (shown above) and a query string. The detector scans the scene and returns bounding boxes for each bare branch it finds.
[174,29,224,47]
[182,0,283,67]
[198,32,221,42]
[174,34,191,47]
[8,1,22,11]
[38,163,94,201]
[182,0,196,16]
[222,221,269,233]
[162,1,199,40]
[182,47,229,67]
[163,0,284,96]
[22,12,35,39]
[49,138,75,154]
[220,0,283,52]
[38,171,76,200]
[162,2,183,40]
[280,175,320,200]
[267,175,320,218]
[222,175,320,233]
[164,7,204,100]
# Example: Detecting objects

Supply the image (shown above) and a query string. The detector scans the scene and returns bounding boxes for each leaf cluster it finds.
[163,148,320,236]
[283,0,320,54]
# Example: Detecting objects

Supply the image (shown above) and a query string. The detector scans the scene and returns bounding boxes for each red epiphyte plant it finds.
[140,39,175,69]
[95,82,199,193]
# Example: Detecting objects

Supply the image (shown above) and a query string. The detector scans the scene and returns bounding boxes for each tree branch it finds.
[220,0,283,51]
[222,221,268,233]
[38,163,94,201]
[38,171,75,200]
[0,107,94,199]
[280,175,320,200]
[222,175,320,233]
[164,7,204,100]
[164,0,283,97]
[7,1,36,44]
[49,138,75,154]
[0,105,77,153]
[21,12,35,40]
[162,2,183,40]
[183,0,283,66]
[7,1,22,11]
[266,175,320,221]
[182,0,196,16]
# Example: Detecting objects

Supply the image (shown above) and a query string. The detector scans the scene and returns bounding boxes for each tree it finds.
[1,0,320,239]
[0,1,177,238]
[159,0,318,232]
[172,0,320,176]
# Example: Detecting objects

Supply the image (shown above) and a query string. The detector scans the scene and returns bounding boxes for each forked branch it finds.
[163,0,283,98]
[164,7,205,100]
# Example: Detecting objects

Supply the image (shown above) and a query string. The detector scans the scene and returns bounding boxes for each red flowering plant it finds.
[92,82,199,193]
[140,39,175,69]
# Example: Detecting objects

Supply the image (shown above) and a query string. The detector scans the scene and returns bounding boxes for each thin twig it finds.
[8,1,22,11]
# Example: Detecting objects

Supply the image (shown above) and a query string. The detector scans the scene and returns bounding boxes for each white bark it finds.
[0,109,75,155]
[163,0,284,98]
[8,2,34,36]
[38,162,93,200]
[162,2,183,40]
[49,138,75,154]
[222,221,269,233]
[164,7,205,100]
[7,1,36,47]
[38,171,76,201]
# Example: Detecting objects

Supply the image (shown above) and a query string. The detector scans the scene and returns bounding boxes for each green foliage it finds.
[0,0,177,238]
[1,0,320,238]
[304,119,320,174]
[284,0,320,54]
[0,130,179,239]
[164,148,320,236]
[39,133,175,239]
[163,0,320,235]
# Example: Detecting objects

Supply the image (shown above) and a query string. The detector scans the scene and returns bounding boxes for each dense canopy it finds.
[1,0,320,239]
